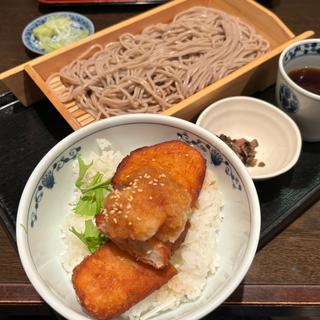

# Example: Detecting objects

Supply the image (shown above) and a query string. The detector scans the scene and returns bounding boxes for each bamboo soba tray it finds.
[0,0,314,130]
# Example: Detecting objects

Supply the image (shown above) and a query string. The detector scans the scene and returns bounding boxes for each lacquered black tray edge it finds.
[258,183,320,249]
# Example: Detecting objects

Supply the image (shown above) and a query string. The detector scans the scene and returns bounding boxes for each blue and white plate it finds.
[22,12,94,55]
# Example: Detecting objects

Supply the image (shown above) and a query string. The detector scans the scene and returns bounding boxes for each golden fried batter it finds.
[110,221,190,269]
[96,140,206,269]
[72,243,176,320]
[98,167,191,243]
[112,140,206,207]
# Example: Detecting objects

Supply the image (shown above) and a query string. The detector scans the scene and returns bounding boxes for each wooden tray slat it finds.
[24,65,81,130]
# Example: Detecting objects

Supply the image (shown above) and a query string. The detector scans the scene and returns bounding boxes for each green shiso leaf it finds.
[70,220,107,253]
[74,155,112,217]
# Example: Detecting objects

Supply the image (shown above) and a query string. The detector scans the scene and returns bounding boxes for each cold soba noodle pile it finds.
[47,6,269,118]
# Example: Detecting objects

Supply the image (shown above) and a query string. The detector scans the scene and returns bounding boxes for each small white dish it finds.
[196,96,302,181]
[16,113,260,320]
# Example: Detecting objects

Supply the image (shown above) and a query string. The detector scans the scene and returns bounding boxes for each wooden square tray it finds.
[0,0,314,130]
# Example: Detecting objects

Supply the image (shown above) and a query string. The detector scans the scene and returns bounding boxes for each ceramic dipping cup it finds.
[276,39,320,142]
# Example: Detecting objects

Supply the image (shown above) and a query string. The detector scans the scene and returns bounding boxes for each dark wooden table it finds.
[0,0,320,318]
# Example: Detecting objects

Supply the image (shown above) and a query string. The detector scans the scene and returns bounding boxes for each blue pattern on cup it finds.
[278,84,299,113]
[283,42,320,67]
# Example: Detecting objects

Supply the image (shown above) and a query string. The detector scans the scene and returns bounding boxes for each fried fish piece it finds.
[96,141,206,269]
[112,140,206,207]
[109,237,171,270]
[95,166,191,268]
[72,243,177,320]
[109,221,190,269]
[98,167,191,243]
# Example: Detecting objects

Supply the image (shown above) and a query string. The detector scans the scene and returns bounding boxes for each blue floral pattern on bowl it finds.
[283,42,320,67]
[279,84,299,113]
[177,131,242,191]
[30,146,81,227]
[22,12,94,55]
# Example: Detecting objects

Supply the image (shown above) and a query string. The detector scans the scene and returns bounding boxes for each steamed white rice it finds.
[60,139,224,320]
[60,138,123,273]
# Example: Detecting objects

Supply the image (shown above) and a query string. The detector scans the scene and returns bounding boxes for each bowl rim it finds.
[16,113,261,320]
[21,11,95,55]
[278,38,320,101]
[196,96,302,181]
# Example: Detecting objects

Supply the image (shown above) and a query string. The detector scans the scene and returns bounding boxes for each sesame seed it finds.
[151,158,156,161]
[136,217,141,221]
[126,203,132,209]
[113,218,117,223]
[148,181,153,185]
[110,209,116,214]
[124,214,128,218]
[149,196,153,200]
[185,153,189,157]
[137,189,143,192]
[160,183,164,186]
[147,250,152,254]
[153,182,158,186]
[128,195,133,201]
[126,175,130,178]
[139,176,142,179]
[128,222,132,226]
[153,178,158,182]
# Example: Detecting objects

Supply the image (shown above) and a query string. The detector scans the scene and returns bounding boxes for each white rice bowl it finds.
[16,114,260,320]
[60,139,224,319]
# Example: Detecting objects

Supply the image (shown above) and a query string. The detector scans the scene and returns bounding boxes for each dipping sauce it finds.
[288,67,320,95]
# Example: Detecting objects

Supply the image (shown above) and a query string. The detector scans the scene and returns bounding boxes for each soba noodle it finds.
[47,6,270,119]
